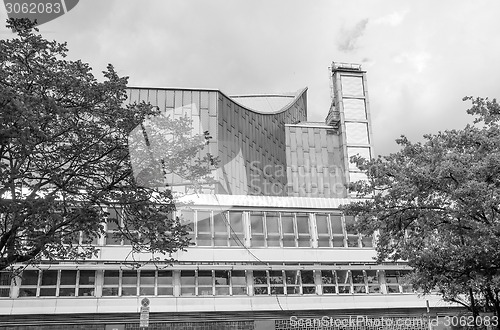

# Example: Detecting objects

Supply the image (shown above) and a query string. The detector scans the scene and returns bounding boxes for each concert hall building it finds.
[0,63,458,330]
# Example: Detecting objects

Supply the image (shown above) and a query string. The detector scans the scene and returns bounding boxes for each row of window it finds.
[0,268,411,298]
[65,209,372,249]
[181,211,373,248]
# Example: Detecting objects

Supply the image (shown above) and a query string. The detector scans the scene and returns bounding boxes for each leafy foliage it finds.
[343,96,500,317]
[0,19,215,271]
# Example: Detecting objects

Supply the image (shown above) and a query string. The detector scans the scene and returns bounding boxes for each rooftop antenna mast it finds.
[328,65,335,101]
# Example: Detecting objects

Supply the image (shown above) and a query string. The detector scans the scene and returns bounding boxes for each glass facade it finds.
[1,267,412,299]
[18,270,96,297]
[102,269,173,297]
[180,210,372,249]
[55,209,373,249]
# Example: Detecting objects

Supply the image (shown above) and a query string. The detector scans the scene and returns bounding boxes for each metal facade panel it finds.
[216,91,307,196]
[343,98,367,121]
[125,88,215,194]
[157,90,167,110]
[340,76,364,97]
[174,90,183,111]
[128,89,140,104]
[166,90,175,108]
[345,122,369,145]
[200,91,209,109]
[285,126,346,198]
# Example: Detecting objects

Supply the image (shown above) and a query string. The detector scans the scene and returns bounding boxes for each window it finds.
[139,270,155,296]
[102,270,120,296]
[337,270,352,294]
[252,270,313,296]
[190,210,244,247]
[102,270,137,296]
[284,270,300,295]
[385,270,404,293]
[179,269,244,296]
[214,270,230,295]
[300,270,316,294]
[105,208,142,246]
[0,272,11,297]
[366,270,380,293]
[231,270,247,295]
[198,270,213,296]
[316,214,331,247]
[213,213,228,247]
[316,214,344,247]
[121,270,138,296]
[321,270,337,294]
[102,270,172,297]
[249,212,312,248]
[19,270,39,297]
[228,212,244,247]
[250,212,265,247]
[281,213,295,247]
[19,270,96,297]
[157,270,174,296]
[39,270,58,296]
[105,208,123,245]
[180,210,195,243]
[253,270,268,295]
[296,213,311,247]
[8,267,413,298]
[78,270,96,297]
[266,213,281,247]
[351,270,366,294]
[330,215,345,247]
[315,214,372,248]
[344,216,359,247]
[180,270,196,296]
[269,270,284,294]
[385,270,413,293]
[196,211,212,246]
[399,270,413,293]
[67,231,99,246]
[58,270,77,296]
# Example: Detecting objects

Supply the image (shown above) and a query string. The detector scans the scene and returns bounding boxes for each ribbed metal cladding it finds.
[285,125,346,198]
[218,89,308,196]
[126,87,308,197]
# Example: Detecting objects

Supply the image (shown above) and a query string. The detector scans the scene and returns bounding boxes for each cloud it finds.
[394,51,431,72]
[337,18,369,52]
[373,10,408,26]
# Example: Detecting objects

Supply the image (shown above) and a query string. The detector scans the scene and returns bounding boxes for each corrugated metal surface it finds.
[340,75,364,97]
[343,98,367,121]
[345,122,370,145]
[126,88,219,194]
[285,126,346,198]
[217,89,308,196]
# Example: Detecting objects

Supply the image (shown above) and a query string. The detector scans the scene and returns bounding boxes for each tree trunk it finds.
[470,288,478,330]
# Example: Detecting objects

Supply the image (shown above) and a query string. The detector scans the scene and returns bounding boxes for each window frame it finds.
[19,269,96,298]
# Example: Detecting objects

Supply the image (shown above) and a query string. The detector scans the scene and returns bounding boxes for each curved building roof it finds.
[229,90,301,114]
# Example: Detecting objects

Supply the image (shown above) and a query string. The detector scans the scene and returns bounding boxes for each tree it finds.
[343,96,500,323]
[0,19,215,271]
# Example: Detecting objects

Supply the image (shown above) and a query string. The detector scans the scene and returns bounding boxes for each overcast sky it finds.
[2,0,499,156]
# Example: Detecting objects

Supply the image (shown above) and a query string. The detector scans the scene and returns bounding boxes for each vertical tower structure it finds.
[327,62,374,186]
